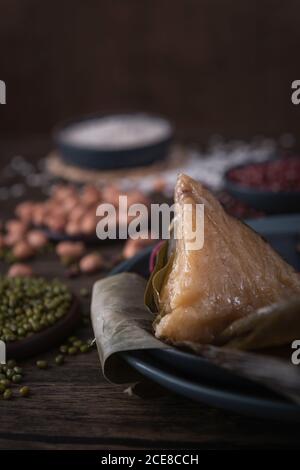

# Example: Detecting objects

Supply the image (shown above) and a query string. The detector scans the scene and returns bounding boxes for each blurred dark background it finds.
[1,0,300,144]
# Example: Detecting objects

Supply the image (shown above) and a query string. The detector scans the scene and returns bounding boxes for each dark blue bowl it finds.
[224,161,300,214]
[54,112,174,170]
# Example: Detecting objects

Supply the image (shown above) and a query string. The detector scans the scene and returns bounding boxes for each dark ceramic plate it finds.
[54,112,173,170]
[123,351,300,422]
[224,162,300,214]
[110,214,300,420]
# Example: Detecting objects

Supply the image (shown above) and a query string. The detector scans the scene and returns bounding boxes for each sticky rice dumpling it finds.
[154,174,300,344]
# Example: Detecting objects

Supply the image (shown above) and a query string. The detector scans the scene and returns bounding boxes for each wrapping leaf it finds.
[144,241,168,312]
[91,272,168,383]
[91,272,300,403]
[144,240,173,316]
[217,296,300,350]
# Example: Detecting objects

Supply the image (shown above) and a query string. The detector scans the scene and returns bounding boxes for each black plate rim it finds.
[123,351,300,422]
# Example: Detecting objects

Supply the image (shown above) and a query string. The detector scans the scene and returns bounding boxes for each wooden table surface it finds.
[1,137,300,450]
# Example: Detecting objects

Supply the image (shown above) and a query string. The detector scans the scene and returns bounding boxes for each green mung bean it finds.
[67,346,77,355]
[59,345,68,354]
[3,389,12,400]
[36,360,48,370]
[6,368,14,379]
[19,386,30,397]
[55,355,64,365]
[68,336,77,343]
[0,379,11,388]
[11,374,22,384]
[0,277,72,343]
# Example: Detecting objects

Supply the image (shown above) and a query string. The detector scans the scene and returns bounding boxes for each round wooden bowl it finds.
[6,295,82,360]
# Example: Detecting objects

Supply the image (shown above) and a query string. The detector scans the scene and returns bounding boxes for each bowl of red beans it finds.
[225,157,300,214]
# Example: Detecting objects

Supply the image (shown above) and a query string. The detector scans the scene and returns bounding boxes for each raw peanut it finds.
[4,231,24,247]
[68,206,86,223]
[79,253,103,273]
[102,185,122,206]
[15,201,35,222]
[65,221,81,236]
[7,263,33,277]
[32,203,48,226]
[123,237,154,259]
[27,230,48,249]
[80,212,97,235]
[47,216,66,233]
[13,241,35,260]
[49,205,68,219]
[56,241,86,260]
[81,186,101,205]
[62,196,79,212]
[6,219,27,235]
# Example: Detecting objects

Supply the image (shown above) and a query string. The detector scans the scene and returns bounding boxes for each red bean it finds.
[228,157,300,191]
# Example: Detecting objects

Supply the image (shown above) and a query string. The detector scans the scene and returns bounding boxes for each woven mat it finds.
[46,145,188,185]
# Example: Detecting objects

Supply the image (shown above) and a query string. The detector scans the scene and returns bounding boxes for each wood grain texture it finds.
[2,348,300,449]
[1,138,300,449]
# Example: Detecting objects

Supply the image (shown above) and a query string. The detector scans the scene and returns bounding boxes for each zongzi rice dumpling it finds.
[154,174,300,344]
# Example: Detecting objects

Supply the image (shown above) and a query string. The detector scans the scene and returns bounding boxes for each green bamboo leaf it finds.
[144,241,169,312]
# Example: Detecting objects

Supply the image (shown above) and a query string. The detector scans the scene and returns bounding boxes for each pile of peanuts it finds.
[0,219,48,277]
[55,241,103,274]
[0,183,155,277]
[14,184,151,237]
